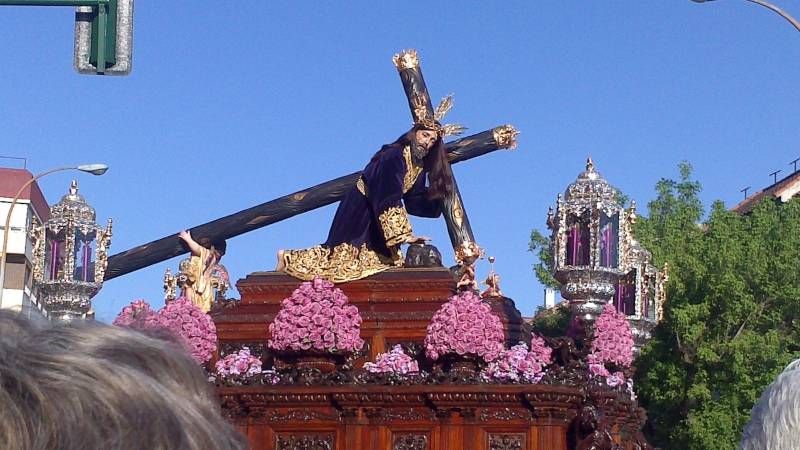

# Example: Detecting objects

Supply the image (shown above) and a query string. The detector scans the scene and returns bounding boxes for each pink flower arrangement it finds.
[424,290,505,362]
[149,298,218,364]
[268,277,364,353]
[215,347,263,378]
[483,336,553,383]
[112,299,156,328]
[112,298,217,364]
[364,345,420,375]
[587,303,634,386]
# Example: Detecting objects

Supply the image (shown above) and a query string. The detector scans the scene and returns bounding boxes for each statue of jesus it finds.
[279,120,458,283]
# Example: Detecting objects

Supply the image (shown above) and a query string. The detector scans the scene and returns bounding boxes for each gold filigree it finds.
[392,49,419,70]
[163,268,177,301]
[356,177,367,196]
[379,206,413,247]
[281,242,396,283]
[492,124,519,149]
[402,146,423,193]
[94,218,112,284]
[412,95,465,138]
[452,195,464,228]
[455,241,483,265]
[433,94,454,121]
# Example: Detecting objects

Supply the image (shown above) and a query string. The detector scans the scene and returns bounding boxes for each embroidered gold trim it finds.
[402,146,423,194]
[281,243,395,283]
[356,177,367,196]
[379,206,413,247]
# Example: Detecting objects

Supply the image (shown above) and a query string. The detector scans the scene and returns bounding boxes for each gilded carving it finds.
[379,206,413,247]
[163,268,177,301]
[393,49,419,70]
[451,195,464,228]
[492,124,519,149]
[281,242,395,284]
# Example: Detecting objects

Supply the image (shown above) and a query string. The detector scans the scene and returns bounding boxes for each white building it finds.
[0,168,49,318]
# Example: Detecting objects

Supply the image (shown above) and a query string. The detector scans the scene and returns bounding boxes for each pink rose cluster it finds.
[113,298,217,364]
[112,299,155,329]
[215,347,263,378]
[587,303,635,387]
[483,336,553,383]
[424,290,505,362]
[364,345,420,375]
[268,277,364,353]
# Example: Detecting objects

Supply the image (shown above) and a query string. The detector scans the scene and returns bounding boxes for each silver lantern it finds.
[30,180,112,321]
[547,158,668,351]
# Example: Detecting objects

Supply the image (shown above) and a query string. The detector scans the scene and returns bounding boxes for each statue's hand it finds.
[178,230,191,242]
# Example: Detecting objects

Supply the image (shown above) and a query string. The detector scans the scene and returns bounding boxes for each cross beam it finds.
[393,49,477,253]
[103,126,518,281]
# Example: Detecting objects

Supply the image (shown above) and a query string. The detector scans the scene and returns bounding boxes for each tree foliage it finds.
[528,228,559,288]
[527,161,800,448]
[634,162,800,449]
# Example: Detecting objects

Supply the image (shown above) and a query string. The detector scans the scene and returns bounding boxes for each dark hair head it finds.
[198,237,227,257]
[393,125,454,200]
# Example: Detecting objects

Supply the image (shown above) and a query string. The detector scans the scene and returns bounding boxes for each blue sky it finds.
[2,2,799,322]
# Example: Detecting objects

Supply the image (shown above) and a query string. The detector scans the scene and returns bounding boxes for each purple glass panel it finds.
[566,221,590,266]
[49,240,60,280]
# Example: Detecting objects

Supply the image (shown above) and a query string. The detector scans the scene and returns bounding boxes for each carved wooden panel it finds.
[275,433,334,450]
[488,433,525,450]
[392,433,428,450]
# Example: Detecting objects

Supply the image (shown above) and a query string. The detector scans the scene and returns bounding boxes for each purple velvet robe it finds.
[324,143,441,259]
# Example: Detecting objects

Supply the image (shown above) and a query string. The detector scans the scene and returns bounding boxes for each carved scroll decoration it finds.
[275,433,334,450]
[488,433,524,450]
[393,433,428,450]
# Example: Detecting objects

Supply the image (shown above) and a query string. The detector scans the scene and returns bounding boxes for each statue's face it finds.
[415,129,437,152]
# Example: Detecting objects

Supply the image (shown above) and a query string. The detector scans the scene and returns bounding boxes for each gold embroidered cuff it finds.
[379,206,413,247]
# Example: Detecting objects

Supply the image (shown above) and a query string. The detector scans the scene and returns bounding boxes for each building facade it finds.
[0,168,50,318]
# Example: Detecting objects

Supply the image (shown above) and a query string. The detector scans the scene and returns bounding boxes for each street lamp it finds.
[691,0,800,33]
[0,164,108,309]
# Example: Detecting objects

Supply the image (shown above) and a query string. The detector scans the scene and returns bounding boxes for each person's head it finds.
[414,128,438,156]
[394,124,453,200]
[740,359,800,450]
[0,311,247,450]
[199,237,227,259]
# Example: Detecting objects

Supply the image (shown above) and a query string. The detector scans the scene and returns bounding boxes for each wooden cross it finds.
[103,55,519,281]
[393,49,489,264]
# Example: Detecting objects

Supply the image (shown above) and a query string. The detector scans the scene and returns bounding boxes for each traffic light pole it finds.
[0,0,127,75]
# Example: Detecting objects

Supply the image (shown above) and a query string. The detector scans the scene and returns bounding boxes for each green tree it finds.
[528,228,559,289]
[634,162,800,449]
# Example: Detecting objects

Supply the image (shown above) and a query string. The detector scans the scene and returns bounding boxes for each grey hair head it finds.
[740,358,800,450]
[0,311,247,450]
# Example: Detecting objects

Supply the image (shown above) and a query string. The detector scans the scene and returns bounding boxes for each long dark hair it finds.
[383,125,454,200]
